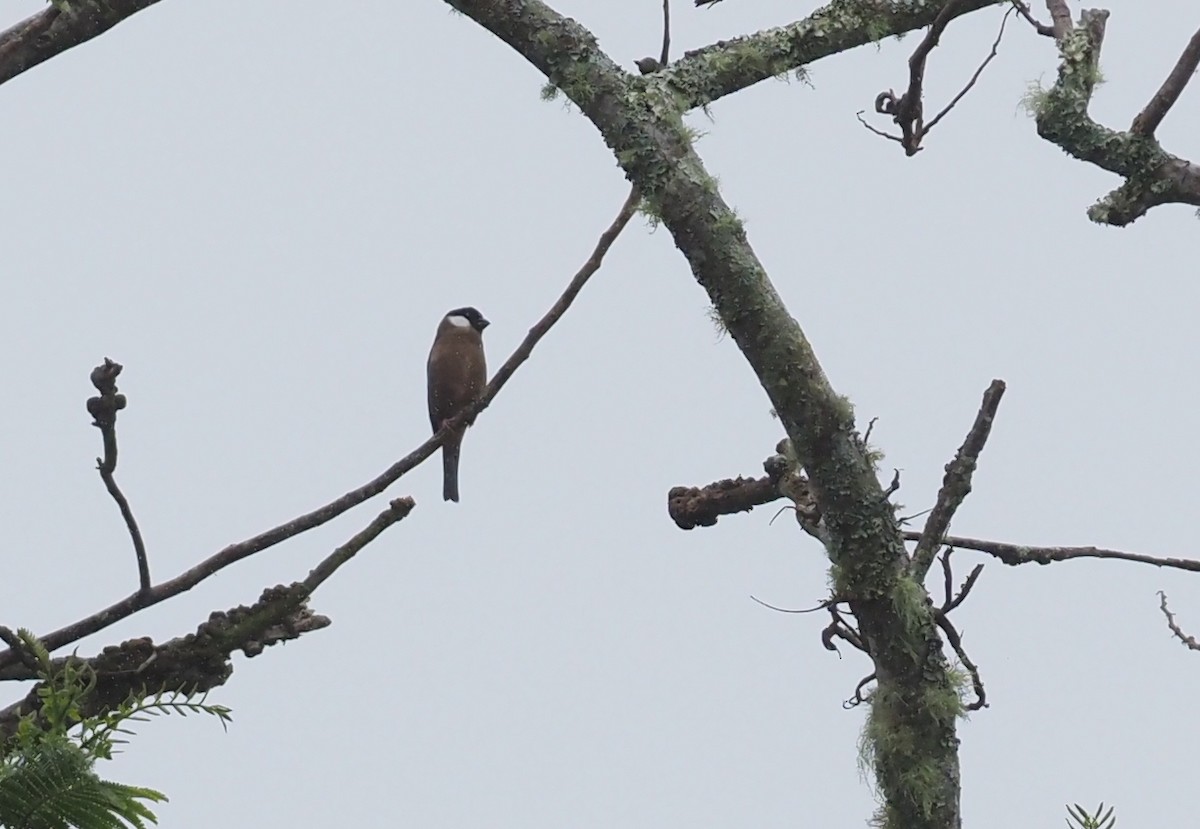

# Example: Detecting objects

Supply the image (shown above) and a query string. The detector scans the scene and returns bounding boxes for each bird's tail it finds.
[442,437,461,502]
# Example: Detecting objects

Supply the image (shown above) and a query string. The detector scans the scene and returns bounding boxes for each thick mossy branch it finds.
[445,3,963,827]
[1034,9,1200,225]
[665,0,1008,109]
[0,585,331,741]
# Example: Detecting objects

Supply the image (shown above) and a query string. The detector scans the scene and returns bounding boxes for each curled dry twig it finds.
[866,1,1012,154]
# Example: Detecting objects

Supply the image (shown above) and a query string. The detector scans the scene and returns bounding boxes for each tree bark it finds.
[442,2,978,826]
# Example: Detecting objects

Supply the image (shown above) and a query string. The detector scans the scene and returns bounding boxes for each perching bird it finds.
[427,306,490,502]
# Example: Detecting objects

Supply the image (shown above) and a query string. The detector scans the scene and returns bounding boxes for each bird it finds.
[426,306,490,502]
[634,57,662,74]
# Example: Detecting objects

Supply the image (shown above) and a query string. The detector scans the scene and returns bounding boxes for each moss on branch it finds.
[445,2,970,827]
[1033,9,1200,224]
[664,0,1009,109]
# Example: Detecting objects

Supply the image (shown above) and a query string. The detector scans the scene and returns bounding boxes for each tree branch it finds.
[668,474,782,529]
[0,185,639,674]
[1129,25,1200,137]
[659,0,671,67]
[443,3,966,826]
[911,380,1005,579]
[0,1,165,88]
[1035,8,1200,224]
[904,531,1200,573]
[0,499,413,735]
[86,359,151,593]
[870,0,965,156]
[1008,1,1055,38]
[1158,592,1200,651]
[920,6,1012,134]
[662,0,1008,110]
[1044,0,1073,39]
[301,498,414,594]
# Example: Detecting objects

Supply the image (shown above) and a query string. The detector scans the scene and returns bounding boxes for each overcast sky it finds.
[2,1,1197,826]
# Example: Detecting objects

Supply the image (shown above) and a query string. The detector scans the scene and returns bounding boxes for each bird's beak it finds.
[479,317,491,330]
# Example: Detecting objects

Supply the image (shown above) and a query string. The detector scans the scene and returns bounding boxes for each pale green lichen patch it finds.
[1034,14,1180,225]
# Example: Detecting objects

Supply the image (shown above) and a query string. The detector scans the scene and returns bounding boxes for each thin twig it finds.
[1130,26,1200,137]
[86,359,151,592]
[944,563,984,614]
[1158,591,1200,651]
[856,109,906,145]
[843,672,876,709]
[911,379,1005,579]
[922,7,1013,133]
[0,187,642,674]
[898,507,932,526]
[940,547,955,607]
[904,531,1200,573]
[823,606,867,654]
[749,595,831,614]
[1008,0,1055,36]
[934,612,987,709]
[871,0,965,155]
[303,499,414,593]
[862,416,879,446]
[659,0,671,67]
[881,468,901,502]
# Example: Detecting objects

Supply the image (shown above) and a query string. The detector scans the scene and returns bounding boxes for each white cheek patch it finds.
[447,315,472,328]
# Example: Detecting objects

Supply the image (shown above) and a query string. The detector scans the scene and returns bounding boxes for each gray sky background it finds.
[2,1,1197,826]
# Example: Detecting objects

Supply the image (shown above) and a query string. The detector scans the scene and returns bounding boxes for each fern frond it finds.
[0,737,166,829]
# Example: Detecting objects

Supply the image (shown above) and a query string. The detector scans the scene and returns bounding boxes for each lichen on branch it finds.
[663,0,1008,109]
[1032,8,1200,224]
[444,2,969,827]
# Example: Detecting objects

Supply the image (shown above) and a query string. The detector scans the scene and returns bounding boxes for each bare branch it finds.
[856,108,907,146]
[869,4,1012,154]
[911,380,1006,578]
[922,7,1013,133]
[1159,592,1200,651]
[86,359,151,593]
[749,595,831,614]
[876,0,964,155]
[667,443,826,536]
[844,672,876,708]
[933,612,987,710]
[660,0,671,67]
[1008,0,1055,37]
[469,184,641,418]
[0,187,641,674]
[881,468,901,501]
[0,1,164,88]
[302,498,413,594]
[0,497,413,713]
[943,563,984,614]
[1130,26,1200,137]
[904,531,1200,573]
[668,475,782,529]
[822,606,867,655]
